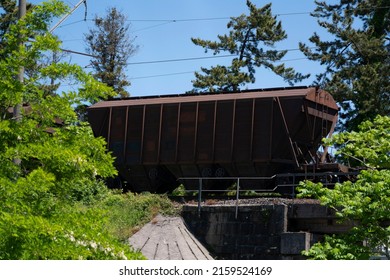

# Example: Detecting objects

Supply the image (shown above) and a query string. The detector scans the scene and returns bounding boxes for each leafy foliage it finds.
[300,0,390,131]
[0,0,34,54]
[323,114,390,169]
[190,0,309,92]
[298,116,390,259]
[0,0,151,260]
[84,7,138,98]
[101,192,178,242]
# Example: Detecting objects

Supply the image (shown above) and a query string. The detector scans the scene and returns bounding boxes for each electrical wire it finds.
[52,5,390,29]
[126,48,309,66]
[127,54,236,65]
[49,4,390,81]
[129,57,309,80]
[130,71,195,80]
[59,47,314,68]
[60,48,97,58]
[128,17,230,22]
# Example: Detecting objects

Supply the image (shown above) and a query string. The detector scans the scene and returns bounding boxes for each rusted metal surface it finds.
[88,87,334,108]
[87,86,339,192]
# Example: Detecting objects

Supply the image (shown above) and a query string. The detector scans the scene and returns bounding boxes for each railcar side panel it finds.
[87,87,339,192]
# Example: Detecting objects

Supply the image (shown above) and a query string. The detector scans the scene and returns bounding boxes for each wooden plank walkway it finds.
[129,215,213,260]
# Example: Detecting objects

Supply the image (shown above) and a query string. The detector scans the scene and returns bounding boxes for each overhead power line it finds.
[55,5,390,31]
[131,71,195,80]
[129,17,230,22]
[125,5,390,22]
[50,0,87,33]
[127,54,236,65]
[57,47,310,64]
[126,48,307,66]
[60,48,97,58]
[124,5,390,22]
[130,57,309,80]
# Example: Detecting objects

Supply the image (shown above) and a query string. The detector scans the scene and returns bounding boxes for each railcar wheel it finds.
[148,168,158,180]
[201,167,213,178]
[214,167,226,178]
[106,176,123,189]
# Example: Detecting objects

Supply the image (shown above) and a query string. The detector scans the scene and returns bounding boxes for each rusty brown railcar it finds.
[87,87,339,192]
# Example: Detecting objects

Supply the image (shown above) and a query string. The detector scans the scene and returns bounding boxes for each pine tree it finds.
[84,7,138,98]
[190,0,309,93]
[300,0,390,131]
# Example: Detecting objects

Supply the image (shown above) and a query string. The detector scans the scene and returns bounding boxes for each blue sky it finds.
[29,0,333,96]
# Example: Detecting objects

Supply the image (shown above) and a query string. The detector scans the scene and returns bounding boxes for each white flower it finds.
[103,247,112,254]
[118,251,128,260]
[76,240,87,246]
[90,241,98,249]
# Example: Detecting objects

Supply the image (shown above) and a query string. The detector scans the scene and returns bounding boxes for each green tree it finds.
[0,0,143,259]
[84,7,138,98]
[300,0,390,131]
[0,0,17,48]
[0,0,34,57]
[190,0,308,92]
[1,1,64,97]
[297,115,390,259]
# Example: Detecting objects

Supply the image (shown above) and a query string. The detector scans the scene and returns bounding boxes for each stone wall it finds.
[181,202,353,260]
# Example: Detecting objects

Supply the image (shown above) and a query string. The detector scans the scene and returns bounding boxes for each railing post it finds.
[198,178,202,218]
[235,178,240,219]
[292,174,296,198]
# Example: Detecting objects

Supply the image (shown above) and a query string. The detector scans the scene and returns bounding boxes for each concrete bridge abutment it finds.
[181,200,354,260]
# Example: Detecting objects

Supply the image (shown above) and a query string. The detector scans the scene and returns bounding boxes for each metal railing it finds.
[178,176,276,219]
[178,171,359,219]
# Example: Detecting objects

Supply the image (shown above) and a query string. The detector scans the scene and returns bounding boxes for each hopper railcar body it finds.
[87,87,339,193]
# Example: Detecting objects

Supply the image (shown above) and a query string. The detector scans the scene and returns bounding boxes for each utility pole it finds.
[13,0,26,166]
[13,0,26,122]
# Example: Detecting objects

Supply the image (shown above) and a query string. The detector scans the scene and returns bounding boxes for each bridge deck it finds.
[129,214,213,260]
